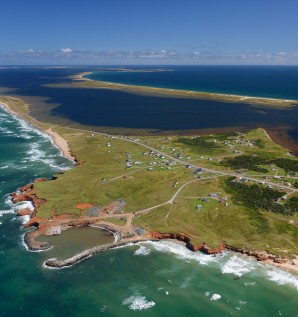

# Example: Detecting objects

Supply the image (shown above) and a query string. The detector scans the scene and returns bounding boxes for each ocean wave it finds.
[221,255,255,277]
[266,267,298,290]
[123,295,155,311]
[134,245,151,256]
[0,126,14,134]
[15,201,34,211]
[145,240,219,265]
[0,209,15,216]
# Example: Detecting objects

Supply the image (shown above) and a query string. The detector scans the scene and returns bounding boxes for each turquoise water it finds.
[0,106,298,316]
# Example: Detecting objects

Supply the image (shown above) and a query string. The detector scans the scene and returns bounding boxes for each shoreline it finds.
[70,71,298,109]
[2,97,298,274]
[45,128,75,161]
[265,127,298,157]
[0,100,75,162]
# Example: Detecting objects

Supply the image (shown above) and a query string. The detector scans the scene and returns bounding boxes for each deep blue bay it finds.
[0,66,298,315]
[1,66,298,139]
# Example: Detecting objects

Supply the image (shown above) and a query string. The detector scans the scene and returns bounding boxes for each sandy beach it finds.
[0,100,75,162]
[45,128,75,161]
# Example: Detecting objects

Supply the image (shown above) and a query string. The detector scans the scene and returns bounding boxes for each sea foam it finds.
[134,245,151,256]
[123,295,155,311]
[221,255,254,277]
[266,267,298,290]
[146,240,219,265]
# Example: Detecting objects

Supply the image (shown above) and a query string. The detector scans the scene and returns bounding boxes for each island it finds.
[1,95,298,272]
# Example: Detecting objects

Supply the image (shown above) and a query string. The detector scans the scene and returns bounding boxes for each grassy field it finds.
[29,125,298,257]
[2,95,297,257]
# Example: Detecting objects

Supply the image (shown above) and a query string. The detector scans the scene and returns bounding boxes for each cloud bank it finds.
[1,48,298,65]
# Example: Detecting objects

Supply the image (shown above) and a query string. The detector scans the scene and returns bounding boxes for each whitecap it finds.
[123,295,155,311]
[266,267,298,290]
[134,245,151,256]
[145,241,219,265]
[210,293,221,301]
[221,255,254,277]
[15,201,34,211]
[0,209,15,216]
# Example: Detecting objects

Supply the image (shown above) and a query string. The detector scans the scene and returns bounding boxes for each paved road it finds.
[62,126,298,194]
[119,136,298,194]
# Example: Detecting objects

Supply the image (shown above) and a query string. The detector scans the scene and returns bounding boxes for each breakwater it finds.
[44,239,151,268]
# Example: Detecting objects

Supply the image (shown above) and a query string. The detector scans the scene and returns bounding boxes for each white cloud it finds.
[61,48,73,54]
[1,48,298,64]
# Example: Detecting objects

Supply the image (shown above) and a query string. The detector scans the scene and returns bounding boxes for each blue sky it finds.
[1,0,298,65]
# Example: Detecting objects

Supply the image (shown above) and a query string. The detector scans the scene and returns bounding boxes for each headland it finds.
[1,96,298,273]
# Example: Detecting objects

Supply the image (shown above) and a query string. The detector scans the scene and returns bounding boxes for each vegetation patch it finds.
[221,155,269,173]
[222,155,298,174]
[176,137,220,154]
[224,177,298,215]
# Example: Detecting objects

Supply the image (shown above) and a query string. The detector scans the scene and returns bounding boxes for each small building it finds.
[209,193,218,198]
[194,168,203,175]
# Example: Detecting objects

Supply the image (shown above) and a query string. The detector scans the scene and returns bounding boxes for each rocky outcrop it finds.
[17,208,32,216]
[152,232,225,254]
[74,159,85,167]
[11,192,46,208]
[34,177,47,183]
[225,244,293,264]
[20,183,33,192]
[11,180,47,221]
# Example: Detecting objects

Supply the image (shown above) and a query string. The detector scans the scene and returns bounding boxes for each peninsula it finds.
[61,71,298,109]
[1,95,298,272]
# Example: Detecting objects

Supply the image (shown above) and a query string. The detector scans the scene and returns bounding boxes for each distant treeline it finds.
[177,137,219,149]
[222,155,298,173]
[225,177,298,215]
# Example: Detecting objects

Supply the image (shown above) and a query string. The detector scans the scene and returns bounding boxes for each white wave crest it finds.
[221,255,254,277]
[146,241,219,265]
[0,209,15,216]
[134,245,151,256]
[15,201,34,211]
[210,293,221,301]
[266,267,298,290]
[123,295,155,311]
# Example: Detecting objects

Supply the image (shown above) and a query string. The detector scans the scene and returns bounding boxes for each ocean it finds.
[0,105,298,316]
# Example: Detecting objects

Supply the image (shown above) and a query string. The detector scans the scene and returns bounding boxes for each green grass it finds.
[28,126,298,257]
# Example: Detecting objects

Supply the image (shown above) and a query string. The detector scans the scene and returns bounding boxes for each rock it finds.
[255,251,269,261]
[34,178,47,183]
[17,208,32,216]
[19,183,33,192]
